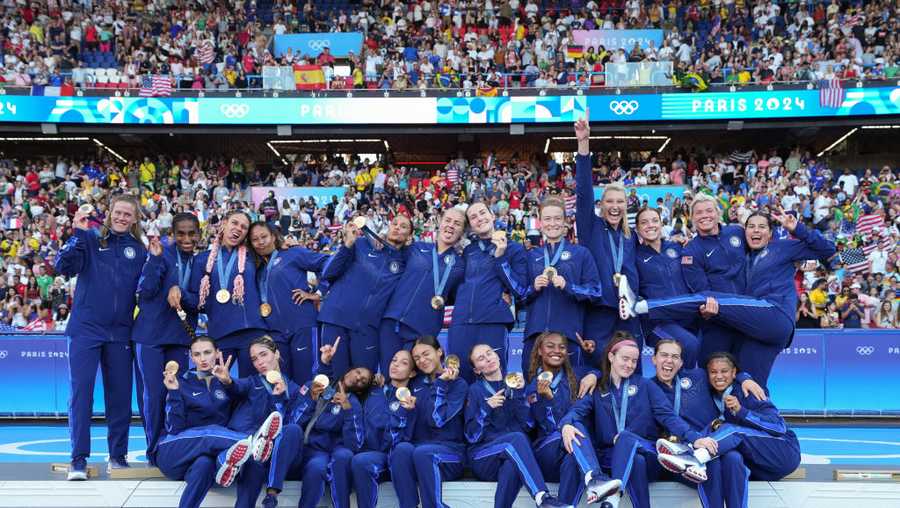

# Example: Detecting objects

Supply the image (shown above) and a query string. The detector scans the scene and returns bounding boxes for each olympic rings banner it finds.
[0,330,897,417]
[0,87,899,125]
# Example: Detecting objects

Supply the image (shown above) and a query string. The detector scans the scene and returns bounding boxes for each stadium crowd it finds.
[0,141,897,332]
[1,0,899,90]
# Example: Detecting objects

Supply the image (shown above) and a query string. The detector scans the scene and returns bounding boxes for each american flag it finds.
[728,150,753,164]
[840,247,870,274]
[819,79,844,109]
[564,194,576,216]
[447,167,459,184]
[22,318,51,332]
[442,305,454,327]
[139,75,173,97]
[861,229,895,256]
[855,213,884,235]
[197,40,216,65]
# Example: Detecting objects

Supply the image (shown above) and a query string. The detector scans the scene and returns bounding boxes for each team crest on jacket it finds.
[729,236,741,248]
[560,251,571,261]
[627,384,638,396]
[390,401,401,412]
[390,261,400,273]
[273,257,282,266]
[666,248,678,259]
[680,377,692,390]
[214,389,227,400]
[331,404,342,415]
[124,246,136,259]
[444,255,453,265]
[760,248,769,258]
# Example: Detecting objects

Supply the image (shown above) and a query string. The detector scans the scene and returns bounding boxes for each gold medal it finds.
[265,370,282,385]
[260,303,272,317]
[538,371,554,383]
[613,272,621,285]
[543,266,557,279]
[164,361,179,375]
[445,354,460,370]
[78,204,94,215]
[215,289,231,304]
[313,374,329,387]
[491,230,506,242]
[667,434,680,444]
[711,419,723,431]
[352,216,367,229]
[504,372,524,389]
[396,387,411,401]
[431,295,445,310]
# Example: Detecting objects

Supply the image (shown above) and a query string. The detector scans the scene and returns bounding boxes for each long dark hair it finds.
[705,351,739,372]
[527,331,578,401]
[248,221,285,269]
[172,212,200,232]
[599,331,640,394]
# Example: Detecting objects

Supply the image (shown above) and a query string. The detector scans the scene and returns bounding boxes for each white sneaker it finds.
[658,452,707,483]
[656,438,692,456]
[617,275,636,320]
[251,411,283,463]
[67,459,87,481]
[215,437,252,487]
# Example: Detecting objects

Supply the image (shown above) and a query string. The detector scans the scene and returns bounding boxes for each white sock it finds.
[607,493,622,508]
[635,300,648,314]
[694,447,712,464]
[534,490,547,505]
[584,470,593,486]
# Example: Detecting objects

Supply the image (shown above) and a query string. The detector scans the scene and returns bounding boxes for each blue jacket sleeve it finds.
[164,388,187,435]
[563,251,603,303]
[647,382,702,443]
[389,405,417,450]
[321,244,356,282]
[559,392,595,429]
[732,396,788,436]
[137,252,167,299]
[494,243,530,301]
[681,240,711,293]
[574,154,596,248]
[528,384,571,435]
[782,222,837,262]
[223,377,253,400]
[464,384,490,444]
[341,396,366,452]
[430,378,466,428]
[293,247,331,274]
[55,228,94,276]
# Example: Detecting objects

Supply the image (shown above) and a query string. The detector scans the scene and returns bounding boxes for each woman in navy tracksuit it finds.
[318,215,412,376]
[650,340,766,508]
[657,352,801,508]
[626,210,836,385]
[389,335,468,508]
[351,349,418,508]
[134,213,200,466]
[379,208,466,374]
[449,202,528,382]
[257,335,369,508]
[171,211,269,377]
[573,114,643,364]
[524,332,602,503]
[248,221,330,384]
[464,343,569,508]
[559,333,711,508]
[631,207,701,368]
[522,197,601,373]
[55,194,147,479]
[155,335,281,508]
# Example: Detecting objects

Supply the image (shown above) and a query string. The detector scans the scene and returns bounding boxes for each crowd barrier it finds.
[0,329,897,417]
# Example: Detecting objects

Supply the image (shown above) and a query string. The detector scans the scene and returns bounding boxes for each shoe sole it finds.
[66,472,87,481]
[658,453,689,474]
[216,440,250,487]
[656,439,688,456]
[683,465,708,484]
[252,412,283,462]
[586,480,621,504]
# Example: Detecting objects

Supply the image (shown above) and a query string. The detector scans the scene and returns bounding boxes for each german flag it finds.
[567,45,584,59]
[293,64,325,90]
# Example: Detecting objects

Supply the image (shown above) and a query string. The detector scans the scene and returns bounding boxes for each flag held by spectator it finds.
[818,79,845,109]
[293,64,325,90]
[567,45,584,59]
[139,75,173,97]
[476,85,497,97]
[855,213,884,235]
[840,247,870,274]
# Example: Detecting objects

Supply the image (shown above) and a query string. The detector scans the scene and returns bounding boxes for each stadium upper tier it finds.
[1,0,897,93]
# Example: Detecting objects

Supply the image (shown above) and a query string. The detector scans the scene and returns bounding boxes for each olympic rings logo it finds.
[856,346,875,355]
[219,104,250,119]
[609,100,639,116]
[306,40,331,51]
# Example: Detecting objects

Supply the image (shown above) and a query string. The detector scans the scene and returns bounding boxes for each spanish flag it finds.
[293,64,325,90]
[476,85,498,97]
[567,45,584,59]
